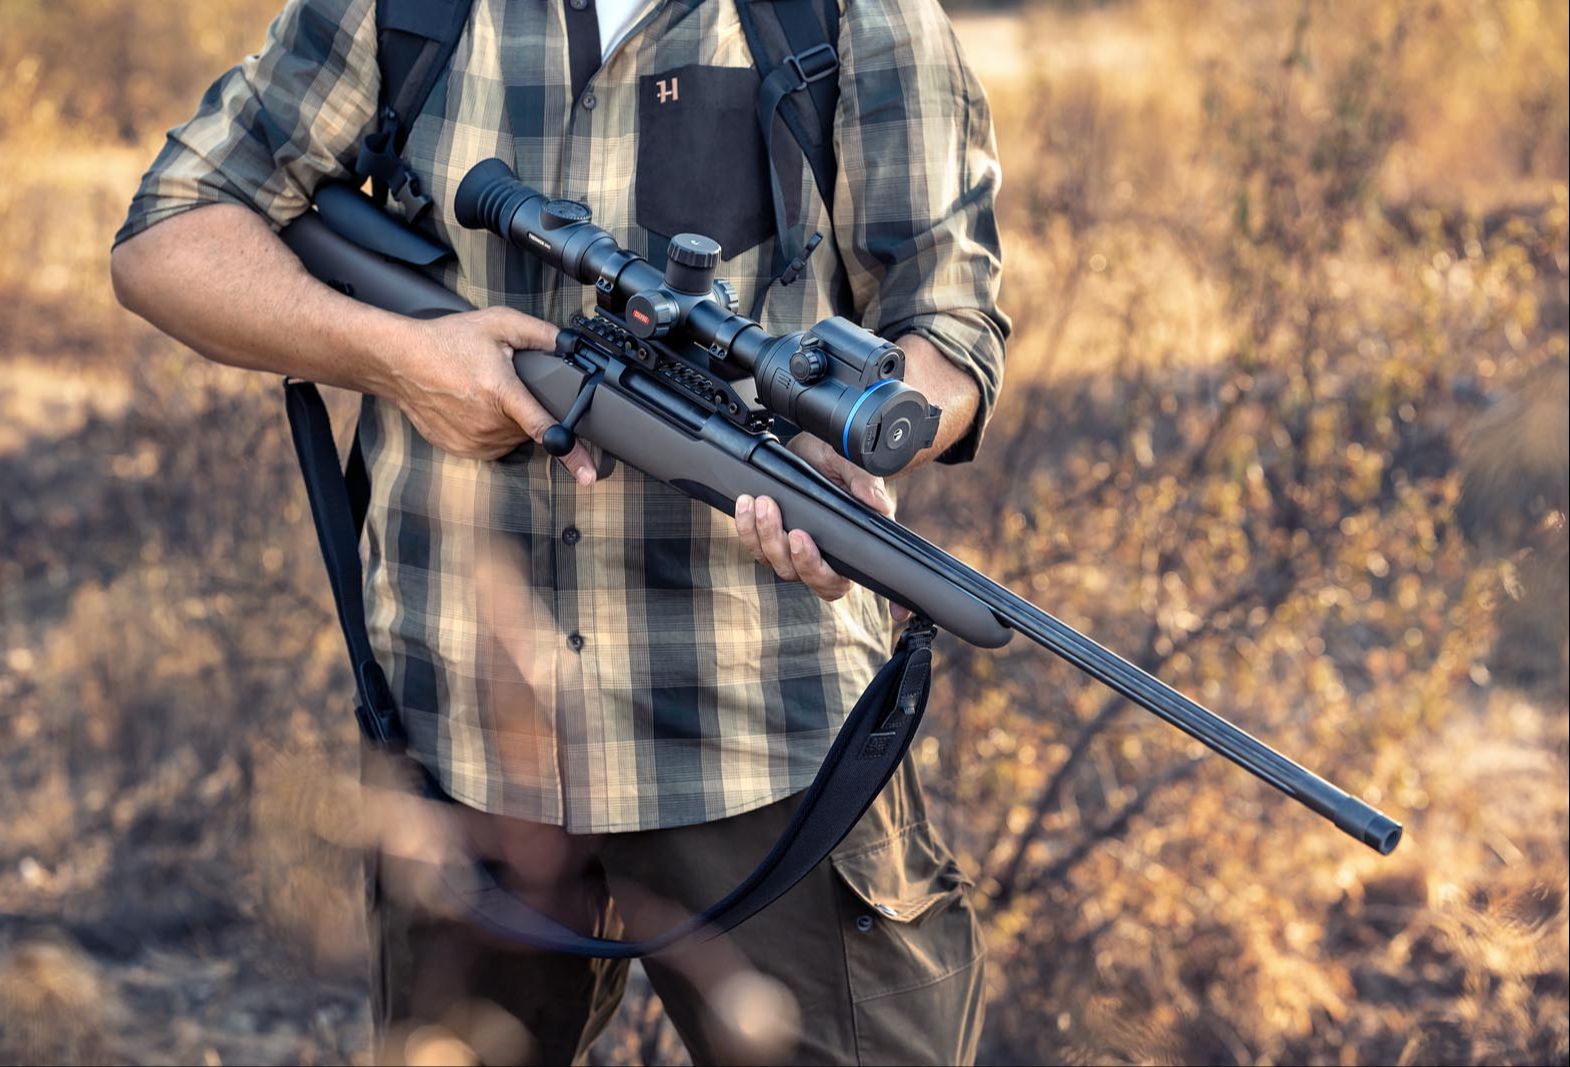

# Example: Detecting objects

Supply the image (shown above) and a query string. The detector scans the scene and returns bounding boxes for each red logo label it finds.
[632,309,651,324]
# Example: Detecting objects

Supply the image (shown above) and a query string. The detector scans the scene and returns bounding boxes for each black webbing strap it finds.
[357,0,476,220]
[284,380,402,747]
[450,620,933,957]
[762,0,841,194]
[563,0,603,105]
[282,376,936,958]
[736,0,841,319]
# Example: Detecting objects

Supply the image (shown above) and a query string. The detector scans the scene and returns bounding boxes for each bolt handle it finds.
[542,368,605,457]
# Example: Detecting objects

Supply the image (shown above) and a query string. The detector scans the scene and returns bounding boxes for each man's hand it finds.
[388,307,596,484]
[731,333,979,614]
[111,205,597,484]
[734,434,909,615]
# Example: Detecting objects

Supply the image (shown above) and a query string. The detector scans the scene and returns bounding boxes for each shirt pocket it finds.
[634,64,801,260]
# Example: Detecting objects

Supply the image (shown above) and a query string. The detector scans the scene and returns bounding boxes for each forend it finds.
[453,158,941,476]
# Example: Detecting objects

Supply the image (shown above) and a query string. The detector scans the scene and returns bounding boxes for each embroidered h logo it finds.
[656,77,680,103]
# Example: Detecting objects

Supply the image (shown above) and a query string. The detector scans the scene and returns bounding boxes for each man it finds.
[111,0,1007,1062]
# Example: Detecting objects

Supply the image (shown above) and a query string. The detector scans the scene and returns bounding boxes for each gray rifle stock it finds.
[279,191,1402,856]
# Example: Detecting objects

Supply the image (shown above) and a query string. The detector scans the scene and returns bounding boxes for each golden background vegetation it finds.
[0,0,1566,1064]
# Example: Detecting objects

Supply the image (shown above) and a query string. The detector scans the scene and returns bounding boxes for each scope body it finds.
[455,158,940,475]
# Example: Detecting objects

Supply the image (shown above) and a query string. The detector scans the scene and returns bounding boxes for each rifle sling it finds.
[283,377,933,957]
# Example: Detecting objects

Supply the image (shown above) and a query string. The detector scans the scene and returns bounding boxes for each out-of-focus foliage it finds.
[0,0,282,143]
[0,0,1565,1065]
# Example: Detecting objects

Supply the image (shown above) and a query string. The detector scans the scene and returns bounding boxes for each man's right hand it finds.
[384,306,597,485]
[110,205,597,486]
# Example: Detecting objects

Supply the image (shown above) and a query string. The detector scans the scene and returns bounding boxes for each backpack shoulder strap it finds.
[736,0,841,213]
[356,0,477,220]
[736,0,843,315]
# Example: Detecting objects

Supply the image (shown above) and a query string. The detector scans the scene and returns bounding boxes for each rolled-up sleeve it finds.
[114,0,380,247]
[833,0,1010,463]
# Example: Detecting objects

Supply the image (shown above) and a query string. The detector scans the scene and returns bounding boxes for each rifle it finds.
[277,161,1399,954]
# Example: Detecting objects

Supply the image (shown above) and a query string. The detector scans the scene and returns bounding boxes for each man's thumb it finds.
[494,375,552,442]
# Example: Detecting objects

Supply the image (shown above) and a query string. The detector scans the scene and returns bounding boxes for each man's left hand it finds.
[733,434,899,605]
[733,333,978,614]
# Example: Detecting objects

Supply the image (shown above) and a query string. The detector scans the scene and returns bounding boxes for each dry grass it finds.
[0,0,1566,1064]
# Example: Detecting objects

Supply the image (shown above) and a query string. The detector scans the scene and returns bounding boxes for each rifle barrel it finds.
[993,584,1401,853]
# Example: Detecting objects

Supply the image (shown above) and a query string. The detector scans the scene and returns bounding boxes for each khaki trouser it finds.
[367,759,986,1066]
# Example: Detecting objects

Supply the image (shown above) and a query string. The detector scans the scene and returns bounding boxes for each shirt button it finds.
[562,526,581,546]
[569,0,589,9]
[581,93,596,111]
[854,914,875,933]
[567,633,586,653]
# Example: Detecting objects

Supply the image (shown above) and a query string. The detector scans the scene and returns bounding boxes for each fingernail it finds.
[737,495,752,515]
[789,531,805,553]
[576,468,594,487]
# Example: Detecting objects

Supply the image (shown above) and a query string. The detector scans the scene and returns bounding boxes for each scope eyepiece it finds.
[454,158,534,234]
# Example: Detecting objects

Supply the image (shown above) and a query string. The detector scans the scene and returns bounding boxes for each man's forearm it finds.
[110,203,409,396]
[893,333,982,474]
[112,203,597,478]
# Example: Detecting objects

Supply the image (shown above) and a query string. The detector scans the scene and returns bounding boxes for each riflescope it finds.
[454,158,941,476]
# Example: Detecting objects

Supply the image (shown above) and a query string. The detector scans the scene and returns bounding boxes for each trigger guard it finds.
[592,446,617,480]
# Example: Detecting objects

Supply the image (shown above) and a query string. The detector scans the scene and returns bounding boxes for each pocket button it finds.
[855,914,875,933]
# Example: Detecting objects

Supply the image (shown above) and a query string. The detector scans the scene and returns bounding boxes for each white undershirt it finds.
[596,0,648,60]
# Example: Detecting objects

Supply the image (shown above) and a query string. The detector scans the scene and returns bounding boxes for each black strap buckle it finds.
[388,169,433,221]
[778,231,823,286]
[355,661,407,748]
[355,109,434,221]
[785,43,839,90]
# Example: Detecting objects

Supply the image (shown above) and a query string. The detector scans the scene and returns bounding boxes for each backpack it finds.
[354,0,842,295]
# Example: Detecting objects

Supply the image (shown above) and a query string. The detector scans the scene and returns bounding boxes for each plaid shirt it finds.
[118,0,1007,832]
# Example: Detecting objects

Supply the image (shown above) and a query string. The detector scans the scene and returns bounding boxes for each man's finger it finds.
[495,378,596,486]
[753,497,799,580]
[848,472,894,517]
[734,494,766,564]
[788,530,850,601]
[485,306,561,354]
[561,442,597,486]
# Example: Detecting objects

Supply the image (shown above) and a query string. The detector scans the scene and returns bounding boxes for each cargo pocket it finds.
[832,821,986,1065]
[635,64,801,259]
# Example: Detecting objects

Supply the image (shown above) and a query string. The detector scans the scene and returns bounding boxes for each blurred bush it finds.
[0,1,281,143]
[0,0,1565,1064]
